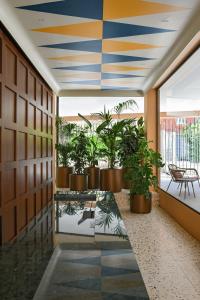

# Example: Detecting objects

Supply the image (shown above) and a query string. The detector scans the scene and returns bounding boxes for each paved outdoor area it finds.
[160,173,200,212]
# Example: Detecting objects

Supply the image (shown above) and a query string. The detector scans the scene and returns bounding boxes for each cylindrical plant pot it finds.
[130,194,152,213]
[56,166,73,188]
[70,174,88,191]
[85,167,100,189]
[100,168,123,193]
[122,168,132,189]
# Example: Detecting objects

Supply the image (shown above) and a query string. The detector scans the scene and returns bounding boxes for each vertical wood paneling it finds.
[0,27,54,244]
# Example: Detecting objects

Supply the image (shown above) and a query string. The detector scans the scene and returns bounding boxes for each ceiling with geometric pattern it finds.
[7,0,200,92]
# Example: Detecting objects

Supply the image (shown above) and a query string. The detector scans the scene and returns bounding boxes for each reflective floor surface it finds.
[0,207,54,300]
[0,192,149,300]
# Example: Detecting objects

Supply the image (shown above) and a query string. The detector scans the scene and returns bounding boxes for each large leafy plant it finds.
[71,129,89,174]
[125,138,164,198]
[94,100,138,168]
[118,117,145,166]
[86,135,104,167]
[55,117,78,167]
[97,118,129,168]
[78,113,104,167]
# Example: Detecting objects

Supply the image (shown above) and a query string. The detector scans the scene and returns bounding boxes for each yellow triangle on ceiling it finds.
[102,40,159,52]
[49,53,101,64]
[103,0,185,20]
[32,21,103,39]
[102,65,146,72]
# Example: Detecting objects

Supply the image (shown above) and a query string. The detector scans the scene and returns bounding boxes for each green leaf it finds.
[78,113,92,129]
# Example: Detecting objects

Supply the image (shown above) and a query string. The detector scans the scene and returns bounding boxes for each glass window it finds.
[159,48,200,212]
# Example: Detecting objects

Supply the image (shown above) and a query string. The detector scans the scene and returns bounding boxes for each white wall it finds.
[59,97,144,116]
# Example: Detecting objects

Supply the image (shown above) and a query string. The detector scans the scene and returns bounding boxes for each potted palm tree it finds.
[95,100,137,193]
[78,113,102,189]
[125,138,164,213]
[85,135,102,189]
[97,119,125,192]
[118,117,145,189]
[70,129,89,191]
[56,117,77,188]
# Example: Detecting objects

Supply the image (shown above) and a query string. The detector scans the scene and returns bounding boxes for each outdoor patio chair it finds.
[166,164,200,198]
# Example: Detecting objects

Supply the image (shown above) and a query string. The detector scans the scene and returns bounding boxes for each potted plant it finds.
[95,100,137,193]
[85,135,102,189]
[97,119,125,192]
[78,113,102,189]
[125,137,164,213]
[55,117,77,188]
[70,129,89,191]
[118,117,145,189]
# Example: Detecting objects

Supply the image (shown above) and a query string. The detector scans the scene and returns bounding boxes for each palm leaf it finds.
[78,113,92,129]
[113,99,138,115]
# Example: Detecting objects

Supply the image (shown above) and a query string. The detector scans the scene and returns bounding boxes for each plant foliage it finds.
[125,138,164,198]
[55,117,78,167]
[184,121,200,163]
[71,129,89,174]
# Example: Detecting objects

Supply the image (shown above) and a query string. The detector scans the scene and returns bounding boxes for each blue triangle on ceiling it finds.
[102,73,143,79]
[102,53,153,64]
[17,0,103,20]
[61,80,101,85]
[40,40,102,53]
[103,21,175,39]
[54,64,101,72]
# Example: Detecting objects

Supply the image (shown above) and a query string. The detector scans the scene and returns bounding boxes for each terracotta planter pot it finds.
[56,166,73,188]
[122,168,132,189]
[100,168,123,193]
[130,194,152,213]
[70,174,88,191]
[85,167,100,189]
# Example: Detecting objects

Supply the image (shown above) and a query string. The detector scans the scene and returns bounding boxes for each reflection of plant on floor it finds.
[56,201,85,217]
[96,192,127,239]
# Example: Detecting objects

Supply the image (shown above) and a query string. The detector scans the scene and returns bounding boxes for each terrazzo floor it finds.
[116,191,200,300]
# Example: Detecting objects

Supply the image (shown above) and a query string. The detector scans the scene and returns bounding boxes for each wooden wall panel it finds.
[0,27,54,244]
[17,197,27,231]
[18,97,27,128]
[5,45,17,86]
[4,87,16,124]
[18,132,27,160]
[3,168,16,204]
